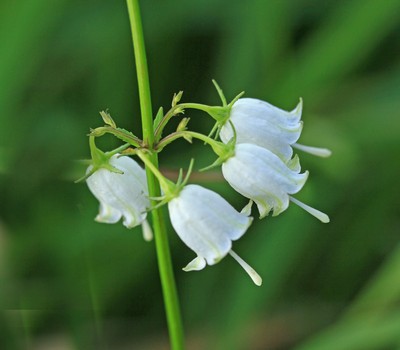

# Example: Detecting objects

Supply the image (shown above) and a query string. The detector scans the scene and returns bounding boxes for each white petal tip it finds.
[94,204,122,224]
[183,256,207,271]
[240,200,253,216]
[95,216,118,225]
[293,143,332,158]
[290,197,330,223]
[295,98,303,113]
[229,250,262,287]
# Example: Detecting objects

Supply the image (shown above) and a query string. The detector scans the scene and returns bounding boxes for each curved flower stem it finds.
[135,150,177,197]
[107,143,131,157]
[153,105,184,142]
[154,103,211,141]
[154,102,230,141]
[126,1,185,349]
[90,126,142,148]
[157,130,229,158]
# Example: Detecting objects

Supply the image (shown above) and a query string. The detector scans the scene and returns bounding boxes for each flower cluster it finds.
[80,84,330,286]
[218,97,331,223]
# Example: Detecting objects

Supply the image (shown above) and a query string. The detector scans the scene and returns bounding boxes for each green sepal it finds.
[206,121,221,141]
[205,90,244,124]
[74,169,95,184]
[199,128,236,172]
[75,136,125,183]
[204,105,231,124]
[199,80,244,125]
[212,79,227,106]
[199,156,225,172]
[212,79,244,115]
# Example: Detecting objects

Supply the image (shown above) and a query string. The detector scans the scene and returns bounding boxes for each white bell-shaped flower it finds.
[168,184,262,286]
[86,154,152,241]
[222,143,309,218]
[220,98,303,162]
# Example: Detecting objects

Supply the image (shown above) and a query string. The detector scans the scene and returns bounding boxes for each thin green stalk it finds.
[154,103,224,141]
[125,1,185,349]
[156,130,229,158]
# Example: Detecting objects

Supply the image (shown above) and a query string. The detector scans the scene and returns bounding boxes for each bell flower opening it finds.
[220,98,303,162]
[167,184,255,272]
[222,143,308,218]
[86,154,152,240]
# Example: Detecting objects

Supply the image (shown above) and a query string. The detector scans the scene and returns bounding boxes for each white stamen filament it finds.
[290,197,330,223]
[141,220,153,241]
[293,143,332,158]
[229,250,262,286]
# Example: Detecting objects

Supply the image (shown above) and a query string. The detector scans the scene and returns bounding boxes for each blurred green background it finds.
[1,0,400,349]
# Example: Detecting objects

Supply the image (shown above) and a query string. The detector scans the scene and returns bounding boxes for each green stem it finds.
[154,103,209,141]
[126,1,185,349]
[107,143,130,157]
[90,126,142,148]
[154,105,184,142]
[157,130,229,158]
[179,102,212,113]
[136,151,176,197]
[154,102,229,141]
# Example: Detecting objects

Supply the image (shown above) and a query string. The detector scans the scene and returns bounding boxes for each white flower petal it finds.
[220,98,303,161]
[168,184,252,265]
[240,200,253,216]
[222,144,308,217]
[287,154,301,173]
[95,202,122,224]
[183,256,207,271]
[86,155,149,231]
